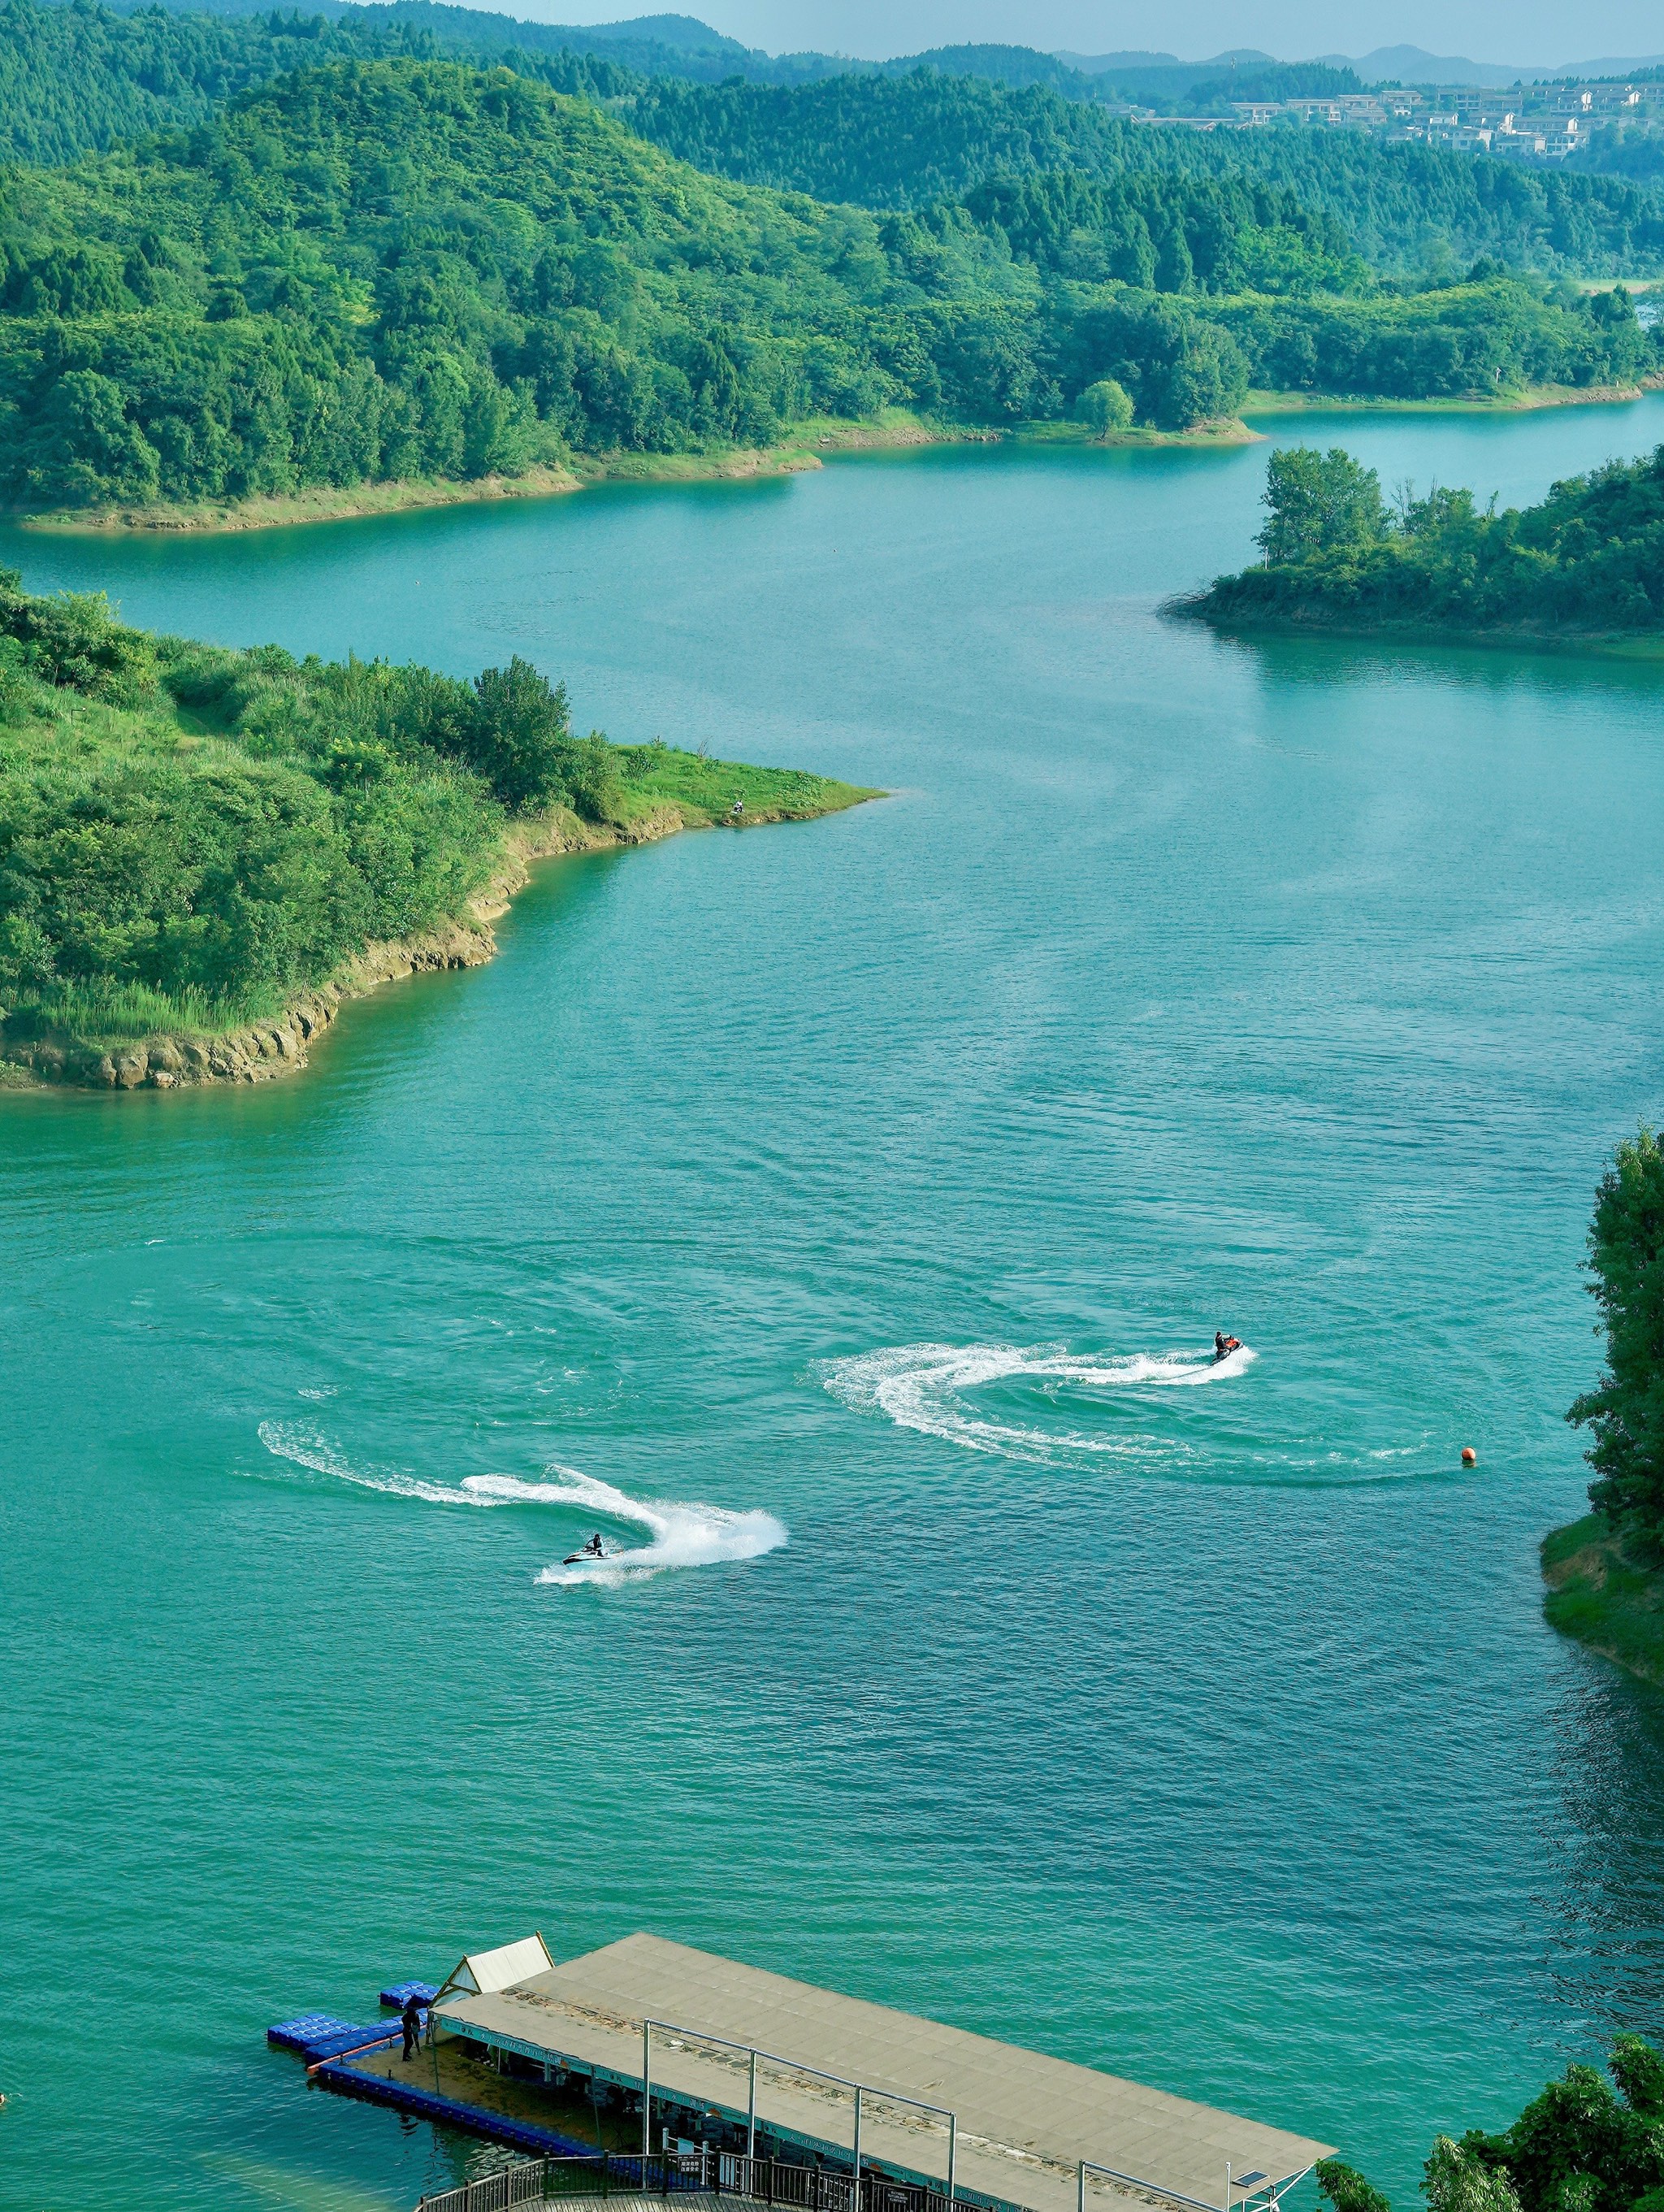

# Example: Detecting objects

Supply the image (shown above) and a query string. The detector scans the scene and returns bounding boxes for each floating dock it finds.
[270,1934,1333,2212]
[268,2014,405,2064]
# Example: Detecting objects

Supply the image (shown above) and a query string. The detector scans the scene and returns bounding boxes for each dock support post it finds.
[643,2019,652,2175]
[1078,2162,1086,2212]
[1226,2162,1233,2212]
[748,2049,758,2166]
[853,2086,863,2212]
[947,2114,957,2205]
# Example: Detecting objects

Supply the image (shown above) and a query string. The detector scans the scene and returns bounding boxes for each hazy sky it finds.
[540,0,1664,67]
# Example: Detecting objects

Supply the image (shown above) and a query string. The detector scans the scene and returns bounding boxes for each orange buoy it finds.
[1461,1446,1477,1466]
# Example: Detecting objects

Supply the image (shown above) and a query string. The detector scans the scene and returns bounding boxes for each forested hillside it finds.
[0,59,974,506]
[0,0,1122,134]
[0,57,1655,516]
[618,72,1664,276]
[0,0,638,163]
[6,0,1664,284]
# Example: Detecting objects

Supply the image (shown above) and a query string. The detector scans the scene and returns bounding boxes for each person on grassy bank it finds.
[1175,441,1664,639]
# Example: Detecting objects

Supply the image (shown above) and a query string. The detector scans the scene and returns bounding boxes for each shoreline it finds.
[14,451,820,538]
[1172,601,1664,660]
[10,416,967,536]
[1242,375,1664,418]
[9,413,1257,538]
[0,787,877,1095]
[11,377,1664,539]
[1541,1515,1664,1685]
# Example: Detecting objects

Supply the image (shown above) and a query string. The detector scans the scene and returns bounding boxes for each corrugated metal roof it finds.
[433,1933,1334,2212]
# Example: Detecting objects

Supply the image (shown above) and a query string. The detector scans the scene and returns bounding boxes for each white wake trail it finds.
[470,1469,788,1587]
[258,1420,486,1505]
[256,1424,787,1584]
[817,1341,1255,1466]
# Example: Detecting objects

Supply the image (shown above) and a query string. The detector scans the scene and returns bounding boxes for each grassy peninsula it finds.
[1176,441,1664,648]
[1540,1130,1664,1683]
[0,574,872,1090]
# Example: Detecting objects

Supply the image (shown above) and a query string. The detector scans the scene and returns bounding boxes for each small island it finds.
[1172,440,1664,650]
[0,573,875,1090]
[1542,1130,1664,1684]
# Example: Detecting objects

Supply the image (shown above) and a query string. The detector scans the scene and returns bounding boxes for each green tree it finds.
[1611,2033,1664,2116]
[470,657,574,813]
[1257,445,1386,565]
[1161,321,1250,427]
[1568,1129,1664,1538]
[1315,2158,1393,2212]
[1309,2042,1664,2212]
[0,571,158,700]
[1425,2140,1523,2212]
[1185,444,1664,634]
[1075,378,1133,435]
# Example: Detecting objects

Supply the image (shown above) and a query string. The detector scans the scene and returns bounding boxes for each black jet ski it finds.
[563,1534,610,1565]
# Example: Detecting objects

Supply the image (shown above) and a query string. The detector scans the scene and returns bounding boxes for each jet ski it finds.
[1212,1335,1243,1364]
[563,1535,611,1565]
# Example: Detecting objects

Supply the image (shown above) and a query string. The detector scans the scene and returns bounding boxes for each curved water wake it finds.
[256,1421,786,1584]
[479,1472,787,1588]
[258,1421,475,1505]
[817,1341,1255,1470]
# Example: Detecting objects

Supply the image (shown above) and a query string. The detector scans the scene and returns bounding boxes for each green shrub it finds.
[0,570,158,700]
[1075,378,1134,434]
[566,731,626,824]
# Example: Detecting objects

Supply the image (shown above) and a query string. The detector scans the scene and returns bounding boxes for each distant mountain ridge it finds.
[45,6,1664,95]
[1315,43,1664,86]
[1064,36,1664,90]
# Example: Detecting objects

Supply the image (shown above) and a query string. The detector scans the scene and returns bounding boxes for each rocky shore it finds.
[0,802,694,1092]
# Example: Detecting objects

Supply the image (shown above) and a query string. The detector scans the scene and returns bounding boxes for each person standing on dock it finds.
[401,1993,425,2062]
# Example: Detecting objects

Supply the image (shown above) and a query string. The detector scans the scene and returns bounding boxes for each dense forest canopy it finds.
[1180,440,1664,633]
[6,2,1664,284]
[0,59,1077,506]
[0,55,1655,513]
[618,72,1664,276]
[0,0,639,163]
[19,2,1352,101]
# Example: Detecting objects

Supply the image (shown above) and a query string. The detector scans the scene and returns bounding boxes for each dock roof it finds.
[433,1933,1334,2212]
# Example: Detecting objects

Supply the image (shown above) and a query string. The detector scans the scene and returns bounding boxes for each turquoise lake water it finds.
[7,402,1664,2212]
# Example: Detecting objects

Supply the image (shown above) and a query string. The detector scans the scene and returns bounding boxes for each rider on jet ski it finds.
[581,1532,605,1558]
[1213,1330,1242,1364]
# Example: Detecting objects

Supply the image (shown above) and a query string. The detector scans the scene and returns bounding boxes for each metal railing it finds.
[418,2148,982,2212]
[427,2013,1283,2212]
[639,2016,958,2196]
